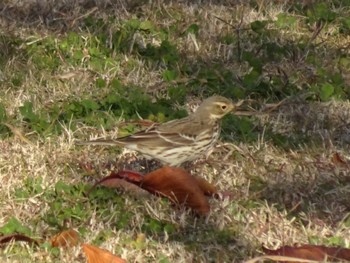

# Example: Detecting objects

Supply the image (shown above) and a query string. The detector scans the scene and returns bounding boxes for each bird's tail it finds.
[75,139,126,146]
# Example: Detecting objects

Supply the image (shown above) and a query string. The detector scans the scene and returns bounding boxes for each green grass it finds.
[0,0,350,262]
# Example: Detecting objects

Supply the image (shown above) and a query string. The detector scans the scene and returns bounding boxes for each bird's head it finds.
[195,95,235,121]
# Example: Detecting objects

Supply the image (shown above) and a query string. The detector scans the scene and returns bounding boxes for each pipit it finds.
[77,96,237,166]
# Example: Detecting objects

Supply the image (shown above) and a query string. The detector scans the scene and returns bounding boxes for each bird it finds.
[77,95,237,167]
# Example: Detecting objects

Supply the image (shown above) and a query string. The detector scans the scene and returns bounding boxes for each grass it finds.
[0,0,350,262]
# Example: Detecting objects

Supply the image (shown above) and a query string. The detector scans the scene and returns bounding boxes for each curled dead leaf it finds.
[142,166,210,215]
[82,243,126,263]
[88,167,212,215]
[50,229,80,248]
[100,178,150,197]
[87,170,145,196]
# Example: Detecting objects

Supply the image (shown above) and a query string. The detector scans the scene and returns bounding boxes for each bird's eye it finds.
[221,105,227,110]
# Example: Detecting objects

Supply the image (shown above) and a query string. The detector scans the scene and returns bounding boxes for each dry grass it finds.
[1,0,350,262]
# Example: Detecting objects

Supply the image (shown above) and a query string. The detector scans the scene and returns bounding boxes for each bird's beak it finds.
[231,100,244,112]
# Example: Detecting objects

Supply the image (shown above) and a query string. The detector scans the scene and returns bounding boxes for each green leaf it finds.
[110,78,122,90]
[325,236,345,246]
[88,47,101,57]
[140,20,154,31]
[250,20,268,33]
[339,57,349,67]
[276,13,297,28]
[81,99,100,111]
[0,103,6,121]
[19,101,37,121]
[126,19,141,30]
[242,51,262,72]
[72,49,84,60]
[185,24,200,35]
[0,217,32,236]
[243,70,261,89]
[55,180,72,194]
[340,17,350,34]
[95,78,106,88]
[307,3,336,23]
[162,70,177,81]
[168,85,186,103]
[319,83,334,101]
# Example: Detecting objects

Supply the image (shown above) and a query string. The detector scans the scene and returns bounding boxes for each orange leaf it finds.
[263,244,350,262]
[87,170,144,195]
[82,243,126,263]
[50,229,80,248]
[142,166,210,215]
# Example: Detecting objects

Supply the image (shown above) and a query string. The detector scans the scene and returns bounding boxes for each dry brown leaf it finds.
[100,178,150,197]
[142,166,210,215]
[87,170,144,195]
[263,244,350,262]
[82,243,126,263]
[88,167,210,215]
[50,229,80,248]
[0,234,39,247]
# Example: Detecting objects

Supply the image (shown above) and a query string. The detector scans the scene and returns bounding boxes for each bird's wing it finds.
[117,116,210,147]
[75,138,127,146]
[117,127,197,147]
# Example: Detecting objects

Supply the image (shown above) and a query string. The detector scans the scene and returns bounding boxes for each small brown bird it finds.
[77,96,236,166]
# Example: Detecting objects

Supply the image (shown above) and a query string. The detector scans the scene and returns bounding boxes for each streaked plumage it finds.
[77,96,236,166]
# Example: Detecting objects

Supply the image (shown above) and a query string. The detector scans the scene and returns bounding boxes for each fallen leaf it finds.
[142,167,210,215]
[0,234,39,247]
[117,170,144,183]
[50,229,80,248]
[263,244,350,262]
[87,170,145,196]
[101,178,149,197]
[82,243,126,263]
[88,167,211,215]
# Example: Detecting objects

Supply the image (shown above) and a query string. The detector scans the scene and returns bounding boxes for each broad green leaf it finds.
[0,103,6,121]
[95,78,106,88]
[81,99,100,111]
[319,83,334,101]
[276,13,297,28]
[19,101,37,121]
[162,70,177,81]
[250,20,268,33]
[0,217,32,236]
[140,20,154,31]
